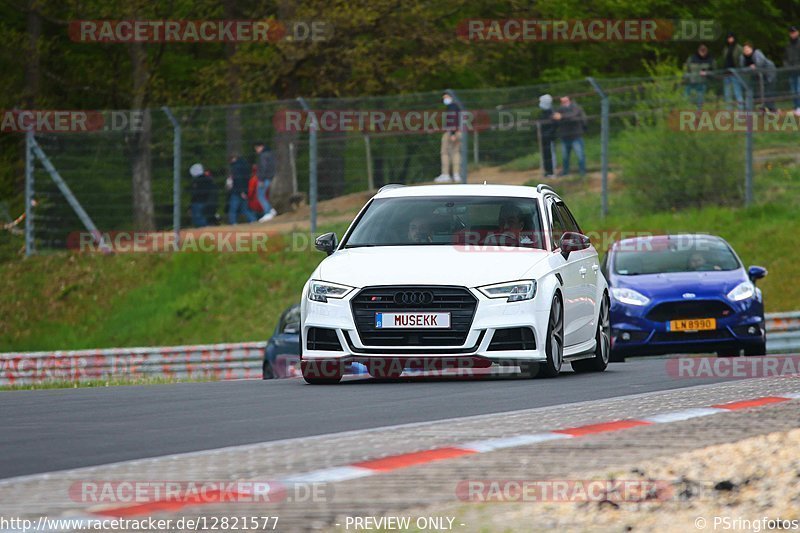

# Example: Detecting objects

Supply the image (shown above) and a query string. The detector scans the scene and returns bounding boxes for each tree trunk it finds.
[127,41,155,231]
[223,0,242,157]
[270,125,299,213]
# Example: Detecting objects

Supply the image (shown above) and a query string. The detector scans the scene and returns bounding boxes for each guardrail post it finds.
[446,89,468,183]
[729,69,753,207]
[364,133,375,190]
[289,141,298,194]
[587,77,609,218]
[25,130,34,256]
[297,97,318,233]
[162,107,181,246]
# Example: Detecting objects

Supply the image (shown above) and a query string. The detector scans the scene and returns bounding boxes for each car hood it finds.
[613,270,747,300]
[316,246,550,288]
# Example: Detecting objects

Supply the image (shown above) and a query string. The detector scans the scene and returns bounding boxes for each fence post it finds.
[25,131,34,256]
[473,130,479,165]
[587,77,609,218]
[162,107,181,246]
[297,97,318,233]
[364,134,374,190]
[289,142,298,194]
[29,137,109,251]
[729,69,753,207]
[447,89,468,183]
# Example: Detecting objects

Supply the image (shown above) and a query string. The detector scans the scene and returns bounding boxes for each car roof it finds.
[611,233,725,250]
[373,183,553,200]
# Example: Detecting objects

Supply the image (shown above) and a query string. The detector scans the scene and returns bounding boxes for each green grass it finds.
[2,145,799,353]
[0,222,349,352]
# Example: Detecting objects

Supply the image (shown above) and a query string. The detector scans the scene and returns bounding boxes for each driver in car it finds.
[687,251,721,271]
[484,203,534,246]
[408,216,432,243]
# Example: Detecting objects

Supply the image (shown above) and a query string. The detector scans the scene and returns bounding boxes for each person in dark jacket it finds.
[435,92,462,183]
[254,141,277,222]
[538,94,557,178]
[189,163,214,227]
[720,33,744,109]
[553,96,587,177]
[785,26,800,114]
[228,155,256,224]
[684,44,714,109]
[742,42,777,111]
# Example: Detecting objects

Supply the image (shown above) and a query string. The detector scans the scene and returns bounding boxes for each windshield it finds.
[613,238,740,275]
[343,196,545,249]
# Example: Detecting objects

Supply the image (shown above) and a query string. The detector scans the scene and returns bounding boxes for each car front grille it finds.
[306,327,344,351]
[351,286,477,347]
[646,300,735,322]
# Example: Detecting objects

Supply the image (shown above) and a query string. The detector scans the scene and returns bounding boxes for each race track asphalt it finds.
[0,358,731,479]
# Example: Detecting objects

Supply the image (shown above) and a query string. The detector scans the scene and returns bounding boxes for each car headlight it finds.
[308,280,354,303]
[727,281,755,302]
[610,287,650,306]
[478,280,536,302]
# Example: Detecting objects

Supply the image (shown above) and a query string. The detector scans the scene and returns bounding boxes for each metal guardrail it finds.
[1,312,798,386]
[0,342,266,386]
[766,311,800,354]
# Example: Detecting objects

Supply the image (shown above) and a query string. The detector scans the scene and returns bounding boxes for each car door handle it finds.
[592,264,600,273]
[579,267,587,277]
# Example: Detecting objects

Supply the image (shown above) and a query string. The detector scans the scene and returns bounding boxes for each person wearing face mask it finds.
[538,94,558,178]
[435,92,463,183]
[784,26,800,115]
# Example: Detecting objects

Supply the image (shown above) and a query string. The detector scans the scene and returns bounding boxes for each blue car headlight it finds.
[610,287,650,306]
[727,281,755,302]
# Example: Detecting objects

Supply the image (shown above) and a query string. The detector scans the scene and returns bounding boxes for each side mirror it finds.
[283,322,300,334]
[560,231,590,258]
[314,232,338,255]
[748,265,767,282]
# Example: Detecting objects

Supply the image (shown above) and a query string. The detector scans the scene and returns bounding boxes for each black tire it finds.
[301,360,343,384]
[571,294,610,373]
[534,294,564,378]
[745,341,767,356]
[262,360,275,380]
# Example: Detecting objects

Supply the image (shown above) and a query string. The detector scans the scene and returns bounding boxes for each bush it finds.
[617,63,745,212]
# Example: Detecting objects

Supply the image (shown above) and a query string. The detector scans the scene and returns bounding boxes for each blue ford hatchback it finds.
[602,234,767,361]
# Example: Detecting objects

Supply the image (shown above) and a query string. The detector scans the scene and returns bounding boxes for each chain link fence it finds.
[24,66,800,253]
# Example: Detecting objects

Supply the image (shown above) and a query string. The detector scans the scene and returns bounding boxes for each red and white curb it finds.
[75,392,800,519]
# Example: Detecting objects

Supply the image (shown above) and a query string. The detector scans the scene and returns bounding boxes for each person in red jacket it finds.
[247,165,269,216]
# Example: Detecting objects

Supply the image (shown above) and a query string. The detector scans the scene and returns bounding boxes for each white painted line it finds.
[460,432,570,452]
[641,407,724,424]
[281,465,373,484]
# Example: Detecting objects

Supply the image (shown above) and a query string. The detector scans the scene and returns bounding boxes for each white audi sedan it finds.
[299,184,610,384]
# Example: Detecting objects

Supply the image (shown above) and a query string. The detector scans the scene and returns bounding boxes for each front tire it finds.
[262,359,275,380]
[525,294,564,378]
[572,294,610,373]
[301,360,343,384]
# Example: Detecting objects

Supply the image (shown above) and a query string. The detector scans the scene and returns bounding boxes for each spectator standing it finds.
[784,25,800,115]
[228,155,256,224]
[248,165,266,216]
[741,42,777,111]
[189,163,213,227]
[435,92,462,183]
[202,168,219,225]
[720,33,744,109]
[684,44,714,109]
[553,96,587,177]
[254,141,277,222]
[538,94,557,178]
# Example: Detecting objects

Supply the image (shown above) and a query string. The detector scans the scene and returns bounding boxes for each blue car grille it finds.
[646,300,734,322]
[651,330,732,342]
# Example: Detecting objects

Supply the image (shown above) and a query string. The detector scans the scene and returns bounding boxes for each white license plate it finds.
[375,312,451,329]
